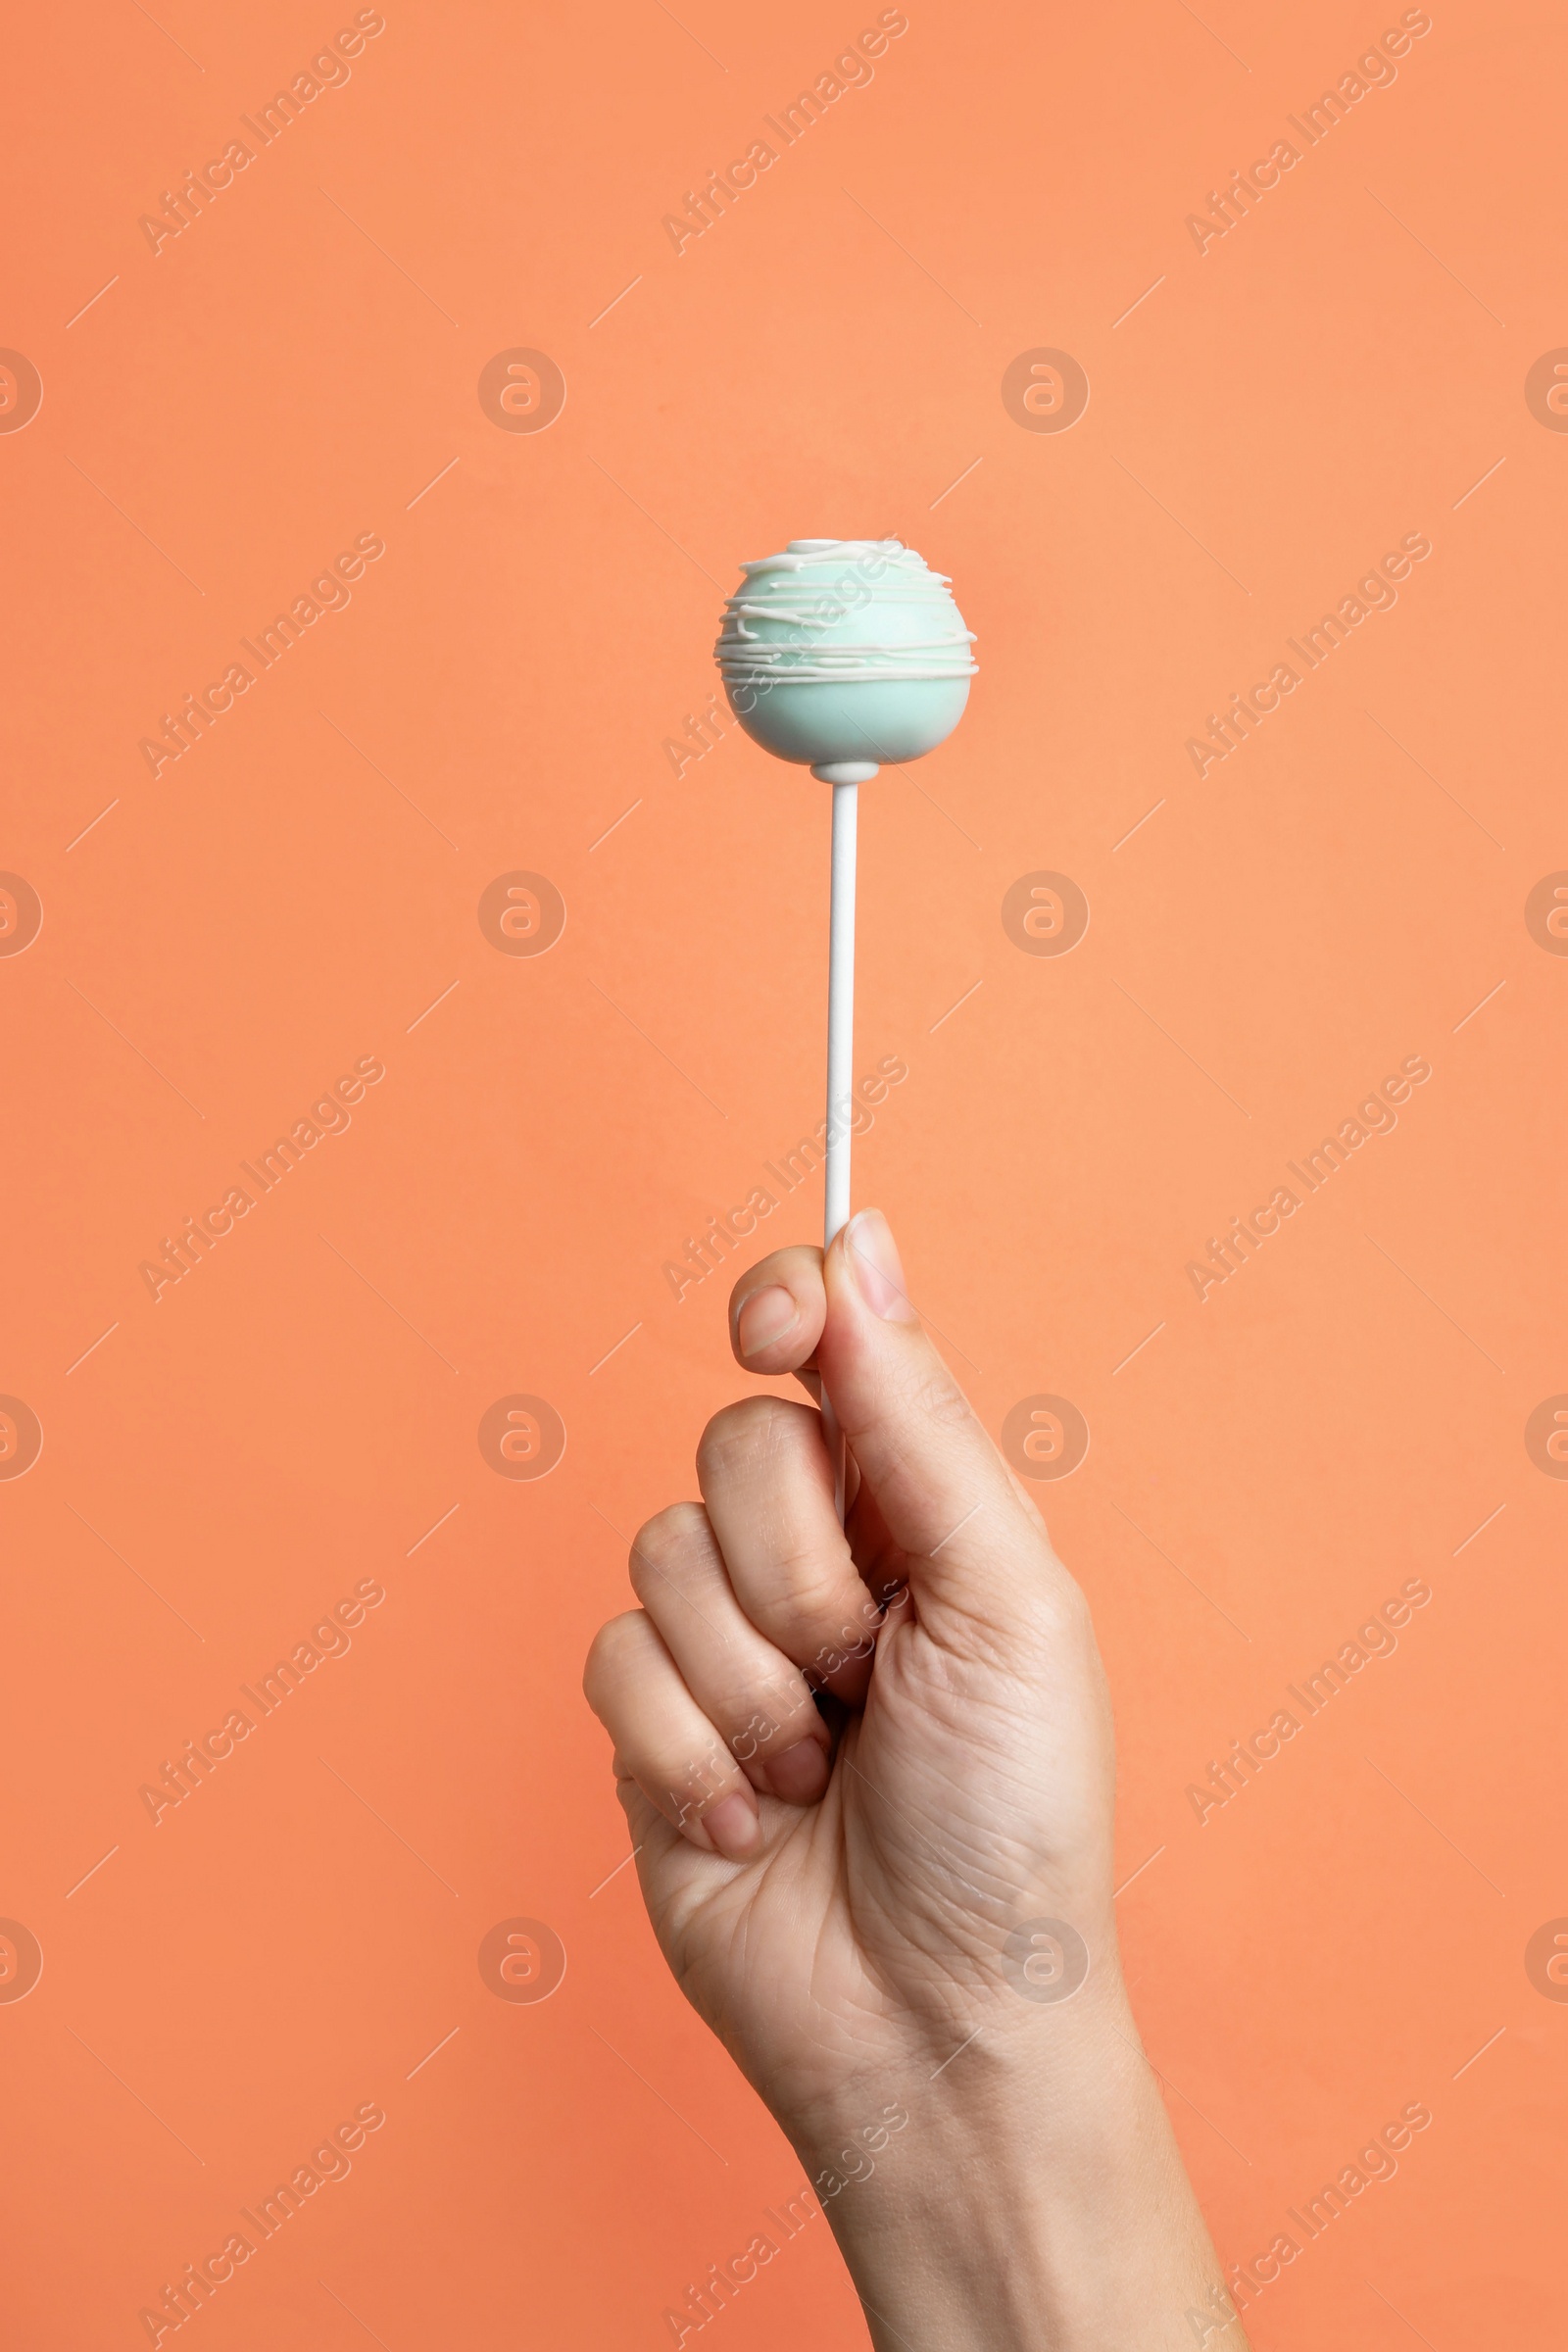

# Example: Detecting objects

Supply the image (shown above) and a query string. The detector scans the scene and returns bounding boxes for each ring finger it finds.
[582,1609,760,1859]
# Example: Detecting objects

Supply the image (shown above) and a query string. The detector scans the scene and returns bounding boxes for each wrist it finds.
[792,1978,1243,2352]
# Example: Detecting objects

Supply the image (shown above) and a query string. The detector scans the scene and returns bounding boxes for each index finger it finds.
[728,1246,826,1377]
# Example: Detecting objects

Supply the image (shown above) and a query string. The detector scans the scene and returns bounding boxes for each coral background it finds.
[2,0,1564,2343]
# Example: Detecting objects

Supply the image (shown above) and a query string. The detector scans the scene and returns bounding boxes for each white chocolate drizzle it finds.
[714,538,977,689]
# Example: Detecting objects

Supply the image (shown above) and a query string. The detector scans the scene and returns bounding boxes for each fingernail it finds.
[844,1210,918,1323]
[702,1791,760,1859]
[736,1284,799,1359]
[766,1737,830,1804]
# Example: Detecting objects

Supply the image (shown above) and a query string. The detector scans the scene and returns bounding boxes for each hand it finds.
[585,1209,1247,2351]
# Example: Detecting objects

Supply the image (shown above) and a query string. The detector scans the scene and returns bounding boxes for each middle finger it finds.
[696,1396,885,1701]
[628,1500,833,1802]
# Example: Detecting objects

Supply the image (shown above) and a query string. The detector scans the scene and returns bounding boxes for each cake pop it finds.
[714,538,976,1510]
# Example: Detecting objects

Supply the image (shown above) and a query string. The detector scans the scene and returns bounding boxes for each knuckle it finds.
[697,1394,808,1480]
[581,1609,645,1707]
[911,1361,976,1436]
[755,1554,873,1664]
[778,1557,853,1632]
[627,1500,707,1594]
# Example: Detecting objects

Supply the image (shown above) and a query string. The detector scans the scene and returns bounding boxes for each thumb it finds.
[818,1209,1061,1634]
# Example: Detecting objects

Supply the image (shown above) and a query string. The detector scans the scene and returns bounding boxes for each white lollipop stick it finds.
[815,758,876,1518]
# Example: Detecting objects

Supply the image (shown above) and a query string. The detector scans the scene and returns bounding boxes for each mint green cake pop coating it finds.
[714,538,976,769]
